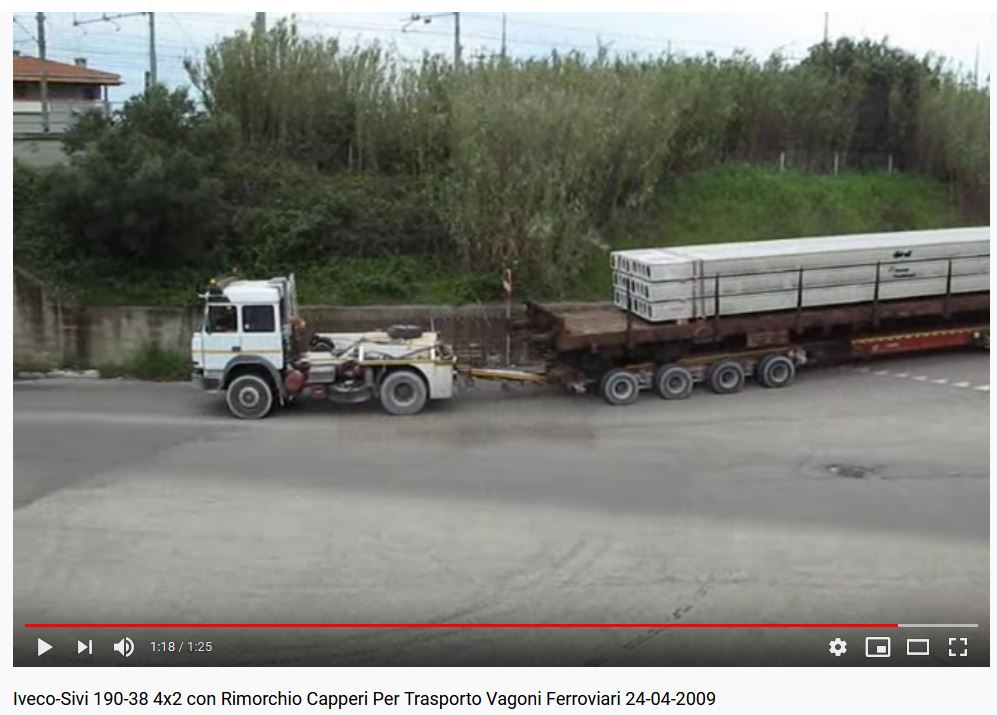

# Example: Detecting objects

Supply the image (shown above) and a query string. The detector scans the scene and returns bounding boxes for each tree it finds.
[46,86,230,268]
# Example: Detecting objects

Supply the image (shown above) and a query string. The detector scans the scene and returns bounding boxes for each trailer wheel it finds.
[379,369,428,416]
[600,369,640,406]
[653,364,694,400]
[707,361,745,395]
[757,354,795,388]
[226,374,274,419]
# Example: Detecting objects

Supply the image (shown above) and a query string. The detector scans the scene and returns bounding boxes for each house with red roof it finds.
[13,50,122,165]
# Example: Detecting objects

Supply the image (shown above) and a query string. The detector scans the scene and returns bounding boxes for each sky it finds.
[11,11,992,105]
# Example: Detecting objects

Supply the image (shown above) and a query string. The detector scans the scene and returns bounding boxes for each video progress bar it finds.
[24,623,901,629]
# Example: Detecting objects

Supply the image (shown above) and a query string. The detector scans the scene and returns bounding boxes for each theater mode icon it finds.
[865,636,891,658]
[906,638,930,656]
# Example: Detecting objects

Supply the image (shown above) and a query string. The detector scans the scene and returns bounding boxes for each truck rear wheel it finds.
[226,374,274,419]
[653,364,694,400]
[600,369,640,406]
[707,361,745,394]
[757,354,795,388]
[380,370,428,416]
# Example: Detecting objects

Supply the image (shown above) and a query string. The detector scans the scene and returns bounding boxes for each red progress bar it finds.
[25,623,900,629]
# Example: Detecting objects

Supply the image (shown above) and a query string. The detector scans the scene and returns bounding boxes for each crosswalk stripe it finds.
[974,385,989,392]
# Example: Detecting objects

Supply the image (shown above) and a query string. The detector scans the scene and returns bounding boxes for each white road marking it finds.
[849,363,986,394]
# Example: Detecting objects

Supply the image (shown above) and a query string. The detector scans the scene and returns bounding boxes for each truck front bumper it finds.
[191,369,222,392]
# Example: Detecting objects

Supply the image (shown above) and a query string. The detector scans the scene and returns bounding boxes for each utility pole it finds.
[36,11,49,133]
[254,12,266,36]
[973,44,979,88]
[148,12,157,87]
[823,12,829,44]
[73,12,156,90]
[500,13,507,59]
[404,12,461,68]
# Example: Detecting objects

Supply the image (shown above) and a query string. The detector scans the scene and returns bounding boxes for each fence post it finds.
[779,151,785,172]
[833,151,840,176]
[887,153,893,174]
[872,262,881,327]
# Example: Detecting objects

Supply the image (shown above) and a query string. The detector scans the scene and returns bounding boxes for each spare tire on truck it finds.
[387,325,424,340]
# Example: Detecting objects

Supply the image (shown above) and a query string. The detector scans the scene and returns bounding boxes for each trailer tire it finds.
[226,374,274,419]
[600,369,640,406]
[757,354,795,388]
[707,361,745,395]
[653,364,694,400]
[379,369,429,416]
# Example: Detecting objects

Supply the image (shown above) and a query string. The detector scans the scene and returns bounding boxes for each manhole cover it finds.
[827,463,873,479]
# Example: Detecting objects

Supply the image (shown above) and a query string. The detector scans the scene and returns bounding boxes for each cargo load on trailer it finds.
[610,227,989,322]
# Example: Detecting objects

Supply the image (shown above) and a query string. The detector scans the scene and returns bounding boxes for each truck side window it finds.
[207,306,237,333]
[243,305,276,333]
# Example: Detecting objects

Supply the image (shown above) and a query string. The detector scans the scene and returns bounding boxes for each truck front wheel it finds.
[380,370,429,416]
[226,374,274,419]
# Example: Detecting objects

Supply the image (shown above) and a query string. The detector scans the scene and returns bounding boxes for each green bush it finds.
[101,345,191,381]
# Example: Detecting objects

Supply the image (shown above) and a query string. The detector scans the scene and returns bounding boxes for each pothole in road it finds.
[826,463,876,479]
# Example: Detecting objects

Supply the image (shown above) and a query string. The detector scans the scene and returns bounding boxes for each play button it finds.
[37,638,53,656]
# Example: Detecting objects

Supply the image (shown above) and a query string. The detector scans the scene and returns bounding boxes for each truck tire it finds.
[653,364,694,400]
[757,354,795,388]
[226,374,274,419]
[380,369,428,416]
[707,361,745,395]
[387,325,424,340]
[600,369,640,406]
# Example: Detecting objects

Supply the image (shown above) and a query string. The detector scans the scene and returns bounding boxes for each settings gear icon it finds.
[828,637,848,656]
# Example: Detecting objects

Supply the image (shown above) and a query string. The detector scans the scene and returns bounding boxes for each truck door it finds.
[239,304,284,371]
[203,304,240,373]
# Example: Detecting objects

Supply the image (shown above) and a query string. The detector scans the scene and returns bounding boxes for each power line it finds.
[72,11,158,87]
[13,15,37,42]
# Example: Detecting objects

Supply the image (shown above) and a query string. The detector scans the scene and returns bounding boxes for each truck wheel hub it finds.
[393,383,415,405]
[238,387,261,408]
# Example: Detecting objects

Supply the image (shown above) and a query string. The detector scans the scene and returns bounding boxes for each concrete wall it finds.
[13,136,68,168]
[13,270,537,369]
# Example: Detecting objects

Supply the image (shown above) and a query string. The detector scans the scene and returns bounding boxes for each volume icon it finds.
[112,637,134,658]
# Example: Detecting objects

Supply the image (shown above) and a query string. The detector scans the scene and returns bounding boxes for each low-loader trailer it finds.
[191,243,989,419]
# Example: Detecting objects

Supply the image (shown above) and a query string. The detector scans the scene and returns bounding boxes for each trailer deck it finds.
[528,292,990,353]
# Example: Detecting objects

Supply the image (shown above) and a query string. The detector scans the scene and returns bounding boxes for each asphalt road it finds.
[13,350,989,666]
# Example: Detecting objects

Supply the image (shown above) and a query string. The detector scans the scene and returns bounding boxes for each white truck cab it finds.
[191,276,456,419]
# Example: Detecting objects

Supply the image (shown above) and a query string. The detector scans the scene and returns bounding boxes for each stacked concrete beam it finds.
[611,227,990,322]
